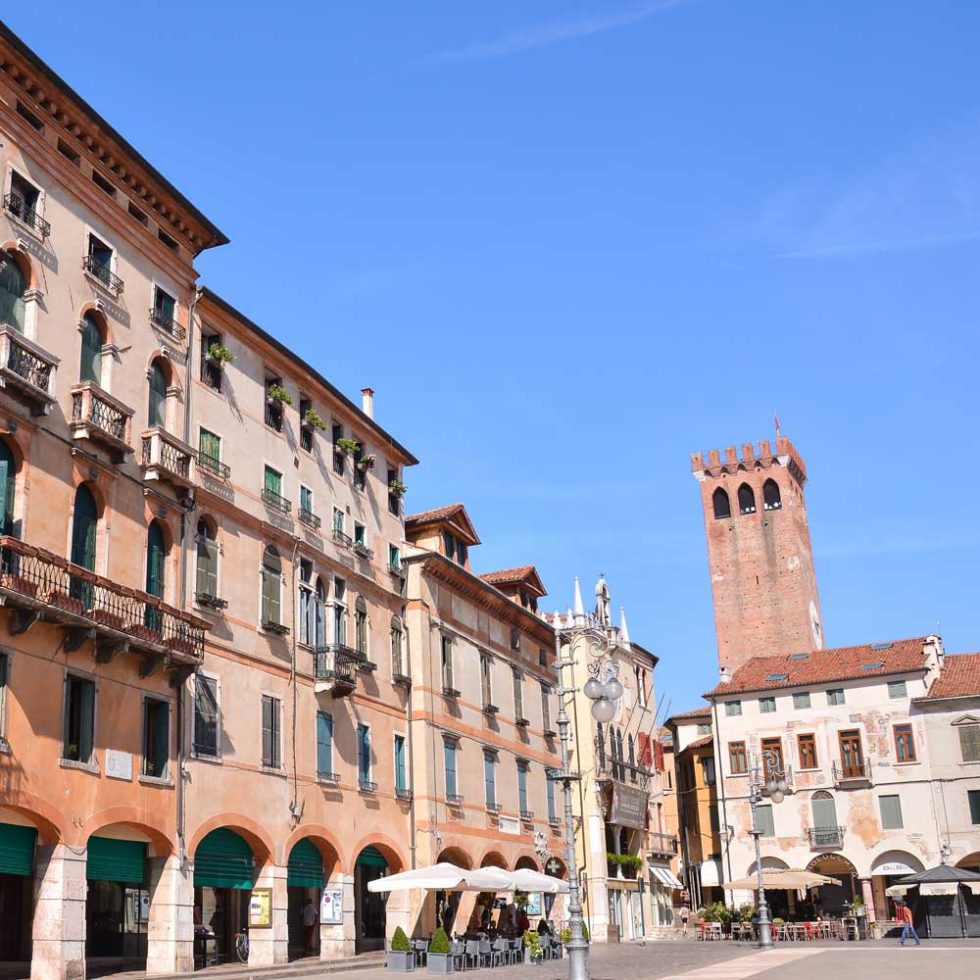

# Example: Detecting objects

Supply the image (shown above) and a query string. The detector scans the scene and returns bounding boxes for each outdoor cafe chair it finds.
[451,940,467,971]
[478,938,492,966]
[510,937,523,963]
[491,938,509,967]
[465,940,482,969]
[412,939,428,966]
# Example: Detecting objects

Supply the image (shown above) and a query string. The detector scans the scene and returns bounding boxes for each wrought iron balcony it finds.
[520,810,534,822]
[832,760,872,786]
[395,787,413,802]
[261,488,291,514]
[149,307,185,342]
[446,793,464,806]
[318,770,340,784]
[298,508,321,530]
[359,779,377,793]
[0,326,57,413]
[486,801,503,813]
[313,644,358,697]
[4,193,50,237]
[197,451,230,481]
[70,382,133,460]
[141,428,194,488]
[442,686,461,699]
[332,527,352,548]
[353,540,374,560]
[647,833,679,858]
[82,255,124,295]
[808,826,845,848]
[0,534,207,671]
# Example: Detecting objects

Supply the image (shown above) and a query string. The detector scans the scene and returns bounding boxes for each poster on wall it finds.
[526,893,542,916]
[249,888,272,928]
[321,888,343,924]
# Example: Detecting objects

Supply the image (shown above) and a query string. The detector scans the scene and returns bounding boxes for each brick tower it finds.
[691,436,824,675]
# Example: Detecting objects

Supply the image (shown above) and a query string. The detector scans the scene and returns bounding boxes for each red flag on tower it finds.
[774,413,781,438]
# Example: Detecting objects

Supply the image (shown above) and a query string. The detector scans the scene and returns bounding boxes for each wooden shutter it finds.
[78,679,95,763]
[316,711,333,775]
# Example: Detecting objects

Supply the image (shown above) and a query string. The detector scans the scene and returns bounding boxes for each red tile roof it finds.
[405,503,481,545]
[920,654,980,701]
[704,638,929,697]
[405,503,465,524]
[667,705,712,723]
[479,565,548,597]
[685,735,714,750]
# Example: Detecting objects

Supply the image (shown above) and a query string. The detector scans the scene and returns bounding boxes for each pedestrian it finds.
[896,901,920,947]
[302,897,318,955]
[679,904,690,935]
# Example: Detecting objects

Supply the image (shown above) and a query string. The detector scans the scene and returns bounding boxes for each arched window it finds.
[261,545,282,626]
[737,483,756,515]
[333,579,347,646]
[763,479,781,511]
[391,615,404,676]
[0,440,16,536]
[145,520,167,631]
[712,487,731,520]
[70,484,98,606]
[148,359,168,429]
[811,790,838,834]
[195,517,218,600]
[355,595,368,655]
[628,734,636,782]
[0,252,27,333]
[79,312,104,386]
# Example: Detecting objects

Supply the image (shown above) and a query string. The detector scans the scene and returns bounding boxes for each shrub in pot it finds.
[427,927,453,975]
[387,926,415,972]
[523,930,542,965]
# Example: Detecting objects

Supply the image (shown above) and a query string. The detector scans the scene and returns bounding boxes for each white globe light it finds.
[583,677,604,701]
[776,779,789,794]
[765,780,778,796]
[604,677,624,702]
[590,697,617,723]
[770,790,785,804]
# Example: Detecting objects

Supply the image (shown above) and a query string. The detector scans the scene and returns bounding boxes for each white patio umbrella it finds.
[506,868,570,894]
[367,862,515,894]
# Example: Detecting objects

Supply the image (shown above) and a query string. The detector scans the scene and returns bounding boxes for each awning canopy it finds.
[896,864,980,886]
[507,868,569,894]
[367,863,514,894]
[886,885,911,898]
[0,824,36,877]
[723,869,841,891]
[651,867,683,889]
[87,836,147,886]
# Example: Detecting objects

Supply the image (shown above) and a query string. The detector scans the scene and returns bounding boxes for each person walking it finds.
[302,898,319,955]
[679,904,691,936]
[896,901,920,946]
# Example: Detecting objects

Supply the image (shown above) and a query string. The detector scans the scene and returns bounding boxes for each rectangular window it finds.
[755,803,775,838]
[546,769,557,822]
[484,751,497,806]
[198,428,222,471]
[16,101,43,131]
[879,794,904,830]
[394,734,407,793]
[193,675,219,756]
[152,286,177,331]
[0,652,8,745]
[513,670,524,721]
[888,680,908,699]
[128,201,148,226]
[201,333,223,390]
[635,667,647,708]
[87,234,114,286]
[389,544,401,570]
[696,723,712,736]
[261,695,281,769]
[63,674,95,763]
[441,635,454,691]
[481,653,493,707]
[701,757,716,786]
[158,230,178,252]
[332,508,345,535]
[444,738,458,798]
[332,424,344,475]
[299,397,313,452]
[793,692,811,709]
[760,697,776,714]
[827,688,845,706]
[541,683,552,732]
[58,138,81,165]
[517,761,529,814]
[387,466,400,515]
[357,723,371,785]
[316,711,333,778]
[8,172,41,228]
[961,725,980,763]
[390,620,404,676]
[969,790,980,825]
[352,441,366,490]
[142,698,169,778]
[798,733,818,769]
[263,465,282,497]
[299,485,313,516]
[354,523,366,545]
[893,723,916,762]
[761,737,784,781]
[728,741,747,774]
[725,701,742,717]
[709,803,720,834]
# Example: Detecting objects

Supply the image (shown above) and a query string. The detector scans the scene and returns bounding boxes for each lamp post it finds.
[749,748,791,948]
[552,622,623,980]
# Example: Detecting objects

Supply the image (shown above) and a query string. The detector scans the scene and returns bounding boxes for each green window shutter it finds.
[78,679,95,764]
[261,567,280,624]
[146,522,165,598]
[196,534,218,596]
[518,763,528,812]
[0,823,37,876]
[287,838,324,888]
[87,837,147,885]
[546,769,556,821]
[0,256,26,334]
[969,790,980,825]
[357,724,370,781]
[80,315,102,385]
[148,364,167,428]
[394,735,406,791]
[199,429,220,461]
[879,795,903,830]
[756,804,775,837]
[264,467,281,495]
[194,676,218,756]
[71,486,98,571]
[316,711,333,775]
[194,828,254,889]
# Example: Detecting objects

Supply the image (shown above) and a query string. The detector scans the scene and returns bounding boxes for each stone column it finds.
[860,878,876,936]
[386,887,413,943]
[146,854,193,974]
[248,863,288,966]
[320,874,355,959]
[31,842,87,980]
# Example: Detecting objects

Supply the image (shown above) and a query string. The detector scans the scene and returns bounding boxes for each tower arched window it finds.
[763,479,781,511]
[260,545,282,627]
[195,517,219,601]
[712,487,731,520]
[79,312,105,386]
[0,251,27,333]
[355,595,368,656]
[737,483,756,515]
[148,358,169,429]
[0,440,16,536]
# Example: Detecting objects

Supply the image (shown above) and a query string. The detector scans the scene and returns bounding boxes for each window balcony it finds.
[647,833,679,859]
[298,508,321,531]
[392,672,412,688]
[388,561,407,579]
[332,527,352,549]
[486,801,502,813]
[149,307,186,343]
[808,826,845,849]
[261,487,291,514]
[313,644,358,698]
[0,326,58,414]
[515,717,530,728]
[195,592,228,611]
[446,793,464,806]
[3,193,50,237]
[832,761,872,786]
[442,686,461,699]
[520,810,534,822]
[70,382,134,460]
[141,428,194,488]
[395,787,413,802]
[483,703,499,715]
[197,451,230,481]
[353,541,374,560]
[0,534,207,673]
[359,779,377,794]
[317,770,340,784]
[82,255,124,296]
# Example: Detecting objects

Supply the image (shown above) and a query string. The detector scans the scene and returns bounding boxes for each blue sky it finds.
[11,2,980,714]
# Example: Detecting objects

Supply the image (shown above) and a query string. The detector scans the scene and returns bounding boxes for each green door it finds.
[194,828,254,889]
[145,521,165,631]
[0,824,36,876]
[79,314,102,385]
[0,254,26,334]
[86,836,147,885]
[148,362,167,428]
[287,838,324,888]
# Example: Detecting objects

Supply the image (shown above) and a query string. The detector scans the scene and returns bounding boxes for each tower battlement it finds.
[691,435,807,485]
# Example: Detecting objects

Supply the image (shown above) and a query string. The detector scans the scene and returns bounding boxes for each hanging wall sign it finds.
[321,888,343,924]
[249,888,272,928]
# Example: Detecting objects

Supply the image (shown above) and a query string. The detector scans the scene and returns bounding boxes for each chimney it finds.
[719,665,732,684]
[361,387,374,419]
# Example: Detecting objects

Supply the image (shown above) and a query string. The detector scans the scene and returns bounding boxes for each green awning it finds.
[0,824,37,877]
[87,837,147,885]
[194,828,254,890]
[356,845,388,869]
[287,838,324,888]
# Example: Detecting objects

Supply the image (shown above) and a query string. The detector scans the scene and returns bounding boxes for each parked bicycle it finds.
[235,928,249,963]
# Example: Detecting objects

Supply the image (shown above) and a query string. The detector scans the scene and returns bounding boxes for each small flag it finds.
[774,413,781,436]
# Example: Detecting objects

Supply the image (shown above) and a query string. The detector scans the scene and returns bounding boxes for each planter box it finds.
[386,951,415,972]
[427,953,453,975]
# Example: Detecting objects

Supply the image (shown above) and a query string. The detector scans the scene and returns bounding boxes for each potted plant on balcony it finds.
[427,927,452,975]
[620,854,643,880]
[335,436,360,458]
[207,342,235,366]
[388,479,407,497]
[266,384,292,407]
[357,453,376,470]
[387,926,415,972]
[302,407,326,431]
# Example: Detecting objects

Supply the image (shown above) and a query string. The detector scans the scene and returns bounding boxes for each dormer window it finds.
[443,531,455,561]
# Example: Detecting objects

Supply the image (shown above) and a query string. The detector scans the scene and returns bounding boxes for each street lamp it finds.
[749,748,791,948]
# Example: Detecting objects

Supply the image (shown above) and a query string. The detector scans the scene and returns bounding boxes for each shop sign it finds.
[320,888,343,924]
[249,888,272,928]
[874,862,917,876]
[610,784,648,830]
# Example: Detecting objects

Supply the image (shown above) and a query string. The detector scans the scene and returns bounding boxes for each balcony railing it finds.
[0,326,57,412]
[141,429,194,487]
[520,810,534,822]
[808,826,845,848]
[149,307,186,342]
[486,802,503,813]
[395,787,413,802]
[197,451,230,481]
[832,760,872,785]
[388,561,406,579]
[4,193,51,237]
[318,770,340,784]
[332,527,352,548]
[298,508,321,530]
[261,488,291,514]
[353,541,374,560]
[446,793,464,806]
[70,382,133,459]
[0,535,207,665]
[82,255,124,295]
[647,833,679,857]
[313,644,358,697]
[359,779,377,793]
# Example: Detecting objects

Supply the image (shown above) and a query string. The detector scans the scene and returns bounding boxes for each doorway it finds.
[354,846,388,953]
